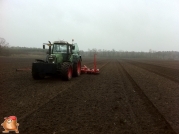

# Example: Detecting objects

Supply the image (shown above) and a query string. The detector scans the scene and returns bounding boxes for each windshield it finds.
[53,44,67,53]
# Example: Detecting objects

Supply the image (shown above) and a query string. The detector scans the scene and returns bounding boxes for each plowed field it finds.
[0,56,179,134]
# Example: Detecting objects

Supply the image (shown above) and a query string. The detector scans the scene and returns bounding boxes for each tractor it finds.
[32,40,82,80]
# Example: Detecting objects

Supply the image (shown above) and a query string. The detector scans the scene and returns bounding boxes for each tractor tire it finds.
[73,61,81,77]
[61,62,72,81]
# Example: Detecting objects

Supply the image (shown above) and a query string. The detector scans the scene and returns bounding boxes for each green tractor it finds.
[32,40,82,80]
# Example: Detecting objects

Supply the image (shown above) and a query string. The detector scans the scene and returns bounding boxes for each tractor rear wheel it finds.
[61,62,72,81]
[73,61,81,77]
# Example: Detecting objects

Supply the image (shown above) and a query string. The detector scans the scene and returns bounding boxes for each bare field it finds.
[0,56,179,134]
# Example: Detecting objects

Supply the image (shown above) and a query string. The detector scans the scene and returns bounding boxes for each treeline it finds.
[1,38,179,59]
[0,37,46,56]
[80,49,179,60]
[0,46,179,60]
[0,46,46,56]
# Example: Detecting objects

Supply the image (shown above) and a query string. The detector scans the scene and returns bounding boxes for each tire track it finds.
[18,60,139,133]
[18,61,110,122]
[124,60,179,84]
[115,61,143,133]
[124,59,179,70]
[118,60,177,134]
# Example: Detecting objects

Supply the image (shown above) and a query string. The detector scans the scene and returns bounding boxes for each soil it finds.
[0,56,179,134]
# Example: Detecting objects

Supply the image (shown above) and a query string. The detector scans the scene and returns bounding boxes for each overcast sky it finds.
[0,0,179,51]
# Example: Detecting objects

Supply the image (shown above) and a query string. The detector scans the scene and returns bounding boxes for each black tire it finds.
[61,62,72,81]
[73,61,81,77]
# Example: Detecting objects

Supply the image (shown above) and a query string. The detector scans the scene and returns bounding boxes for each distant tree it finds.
[0,37,9,48]
[0,37,10,55]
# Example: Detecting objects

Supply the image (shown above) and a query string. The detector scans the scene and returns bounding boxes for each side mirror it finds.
[43,45,45,49]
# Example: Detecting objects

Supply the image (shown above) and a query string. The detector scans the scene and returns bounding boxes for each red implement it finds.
[81,54,99,74]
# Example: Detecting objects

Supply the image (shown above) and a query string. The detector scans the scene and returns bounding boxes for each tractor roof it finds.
[53,40,73,46]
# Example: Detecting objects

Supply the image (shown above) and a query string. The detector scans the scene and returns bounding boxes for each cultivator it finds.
[81,54,99,74]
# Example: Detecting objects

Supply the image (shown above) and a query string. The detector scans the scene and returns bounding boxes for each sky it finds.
[0,0,179,52]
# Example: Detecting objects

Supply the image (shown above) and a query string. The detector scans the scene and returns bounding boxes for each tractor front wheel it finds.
[61,62,72,81]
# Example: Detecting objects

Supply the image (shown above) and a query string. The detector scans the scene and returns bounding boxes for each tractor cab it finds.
[53,44,67,53]
[43,41,75,64]
[52,40,74,54]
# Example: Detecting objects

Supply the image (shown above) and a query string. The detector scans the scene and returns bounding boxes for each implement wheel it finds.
[61,62,72,81]
[73,61,81,77]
